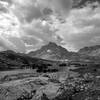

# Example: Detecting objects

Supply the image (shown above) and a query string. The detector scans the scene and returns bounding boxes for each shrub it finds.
[59,63,67,67]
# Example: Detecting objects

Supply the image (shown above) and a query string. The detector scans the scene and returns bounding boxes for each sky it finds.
[0,0,100,53]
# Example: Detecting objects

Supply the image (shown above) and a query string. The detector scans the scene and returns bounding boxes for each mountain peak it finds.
[42,42,58,50]
[28,42,69,60]
[47,42,57,46]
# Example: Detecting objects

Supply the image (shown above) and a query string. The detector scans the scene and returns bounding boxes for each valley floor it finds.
[0,63,100,100]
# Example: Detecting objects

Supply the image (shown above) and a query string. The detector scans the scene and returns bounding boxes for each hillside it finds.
[79,45,100,57]
[0,50,58,71]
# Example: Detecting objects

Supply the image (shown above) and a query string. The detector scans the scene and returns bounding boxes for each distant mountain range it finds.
[0,43,100,71]
[28,42,100,62]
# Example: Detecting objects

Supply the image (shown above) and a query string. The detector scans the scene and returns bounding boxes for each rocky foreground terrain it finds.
[0,62,100,100]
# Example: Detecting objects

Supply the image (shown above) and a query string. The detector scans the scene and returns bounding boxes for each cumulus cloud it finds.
[9,0,72,23]
[38,0,72,16]
[22,19,63,51]
[2,0,100,53]
[0,0,72,53]
[55,6,100,51]
[0,6,24,52]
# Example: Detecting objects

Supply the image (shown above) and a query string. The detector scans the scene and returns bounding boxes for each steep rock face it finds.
[78,45,100,57]
[28,42,70,60]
